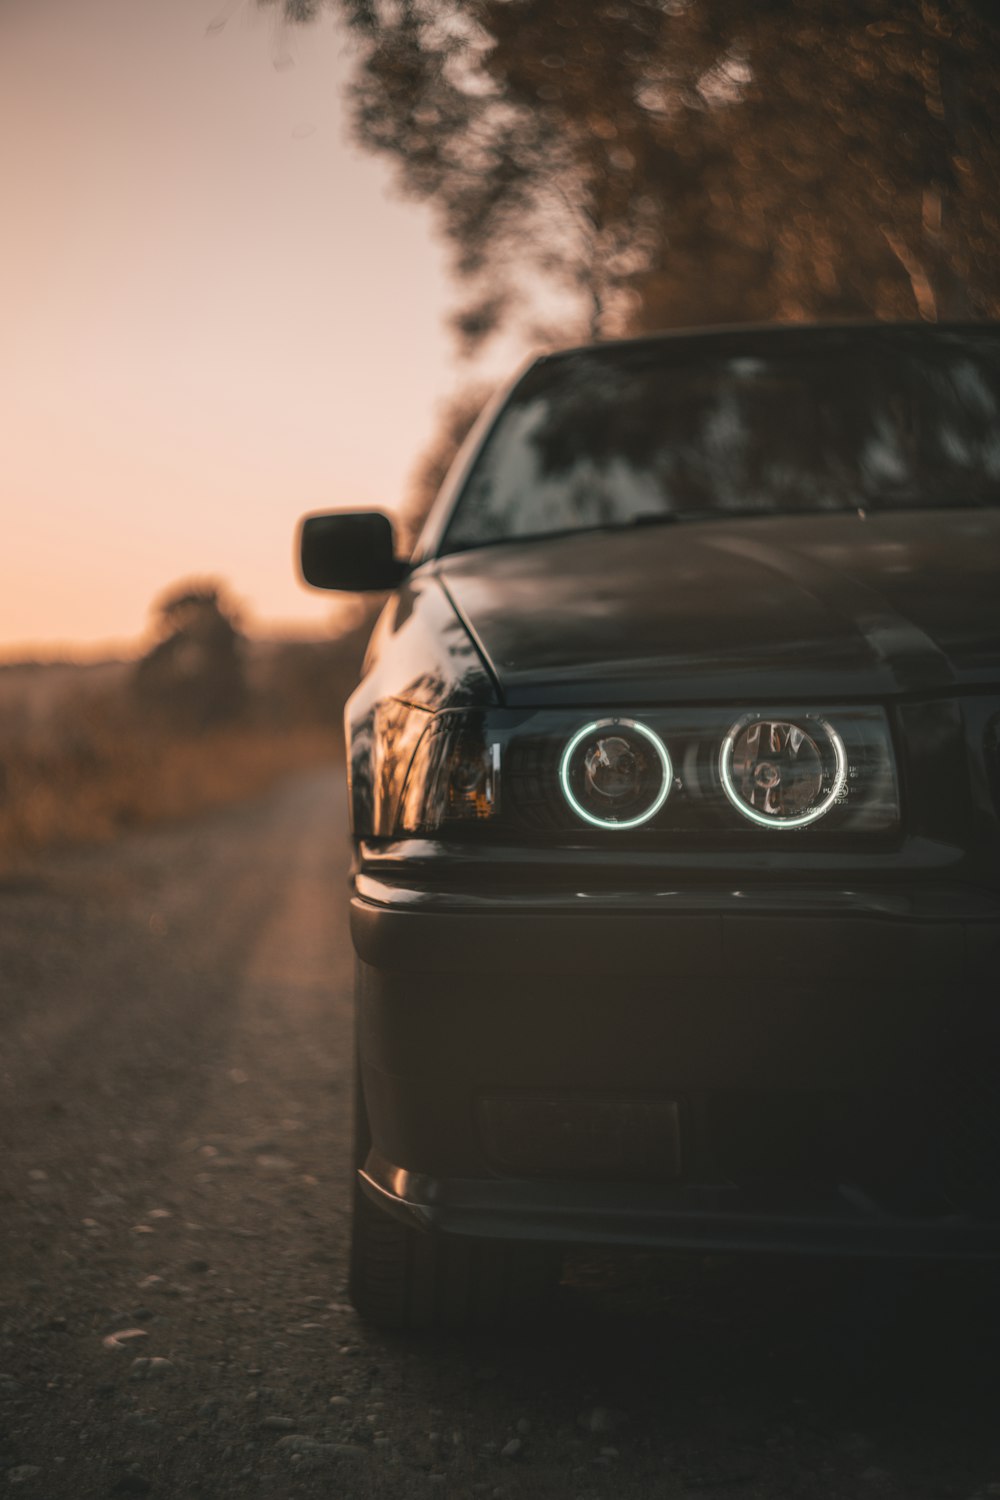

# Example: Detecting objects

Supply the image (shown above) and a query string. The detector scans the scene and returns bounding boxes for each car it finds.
[299,321,1000,1329]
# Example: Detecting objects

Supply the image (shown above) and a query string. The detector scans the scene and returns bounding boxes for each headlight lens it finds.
[396,712,500,834]
[379,704,896,839]
[559,718,672,829]
[719,714,847,828]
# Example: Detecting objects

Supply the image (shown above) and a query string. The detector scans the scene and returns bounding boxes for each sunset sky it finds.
[0,0,525,660]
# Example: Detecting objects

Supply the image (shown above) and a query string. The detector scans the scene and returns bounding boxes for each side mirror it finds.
[298,511,408,592]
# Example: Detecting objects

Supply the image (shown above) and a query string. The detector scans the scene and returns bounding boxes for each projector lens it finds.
[560,719,672,829]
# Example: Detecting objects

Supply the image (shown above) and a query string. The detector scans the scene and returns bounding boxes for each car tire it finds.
[348,1057,559,1331]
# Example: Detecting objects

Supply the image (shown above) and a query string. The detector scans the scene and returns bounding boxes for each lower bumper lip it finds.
[358,1153,1000,1261]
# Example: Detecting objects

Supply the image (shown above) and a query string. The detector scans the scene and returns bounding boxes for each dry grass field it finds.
[0,624,361,865]
[0,715,341,863]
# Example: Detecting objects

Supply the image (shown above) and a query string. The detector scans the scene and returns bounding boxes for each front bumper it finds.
[359,1154,1000,1260]
[351,867,1000,1259]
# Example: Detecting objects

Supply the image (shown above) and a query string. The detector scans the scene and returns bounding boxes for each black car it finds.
[300,322,1000,1329]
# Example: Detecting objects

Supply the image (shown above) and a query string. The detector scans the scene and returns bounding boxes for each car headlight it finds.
[719,713,847,829]
[559,718,672,829]
[383,704,898,839]
[395,712,501,835]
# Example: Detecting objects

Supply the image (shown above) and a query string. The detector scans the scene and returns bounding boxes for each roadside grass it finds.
[0,719,342,866]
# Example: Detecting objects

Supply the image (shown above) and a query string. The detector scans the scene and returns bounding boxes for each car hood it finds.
[437,509,1000,705]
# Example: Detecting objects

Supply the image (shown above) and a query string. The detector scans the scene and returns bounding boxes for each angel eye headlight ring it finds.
[559,718,672,829]
[720,713,847,829]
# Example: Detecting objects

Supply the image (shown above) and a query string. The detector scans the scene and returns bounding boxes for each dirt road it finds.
[1,768,998,1498]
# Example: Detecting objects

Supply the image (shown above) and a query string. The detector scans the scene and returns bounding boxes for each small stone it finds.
[262,1416,297,1431]
[275,1436,319,1452]
[7,1468,42,1484]
[516,1418,531,1436]
[328,1395,351,1407]
[501,1438,523,1459]
[256,1155,294,1173]
[129,1356,175,1381]
[137,1275,164,1291]
[580,1406,616,1434]
[90,1192,124,1209]
[186,1259,210,1274]
[103,1328,148,1352]
[600,1446,619,1459]
[48,1315,68,1331]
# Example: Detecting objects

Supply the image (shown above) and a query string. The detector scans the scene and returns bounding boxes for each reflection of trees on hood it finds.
[269,0,1000,348]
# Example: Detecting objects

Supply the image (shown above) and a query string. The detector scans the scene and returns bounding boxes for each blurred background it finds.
[2,0,999,862]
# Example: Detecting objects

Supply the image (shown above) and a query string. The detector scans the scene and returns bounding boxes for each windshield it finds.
[440,329,1000,554]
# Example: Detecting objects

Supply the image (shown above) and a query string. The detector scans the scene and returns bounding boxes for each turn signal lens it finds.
[396,714,500,833]
[720,714,847,828]
[560,718,672,829]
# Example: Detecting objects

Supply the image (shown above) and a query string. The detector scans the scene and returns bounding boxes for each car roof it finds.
[536,319,1000,368]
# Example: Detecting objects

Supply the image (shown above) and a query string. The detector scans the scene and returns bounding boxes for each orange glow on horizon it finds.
[0,0,524,662]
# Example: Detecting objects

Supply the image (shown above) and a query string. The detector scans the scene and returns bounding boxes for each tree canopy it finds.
[267,0,1000,349]
[133,581,247,729]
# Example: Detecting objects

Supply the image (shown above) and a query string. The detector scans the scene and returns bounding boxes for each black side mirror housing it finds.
[298,511,408,592]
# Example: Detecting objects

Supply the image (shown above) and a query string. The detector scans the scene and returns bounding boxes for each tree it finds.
[132,580,247,730]
[266,0,1000,346]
